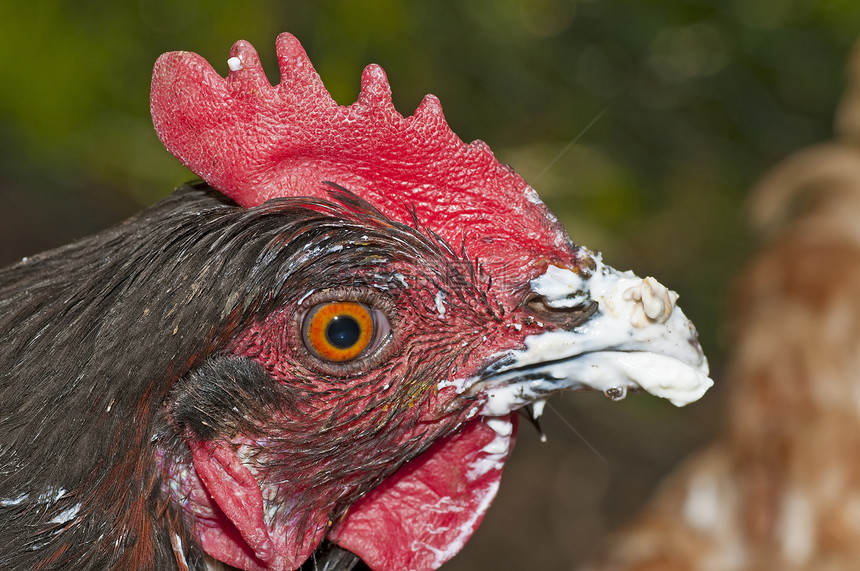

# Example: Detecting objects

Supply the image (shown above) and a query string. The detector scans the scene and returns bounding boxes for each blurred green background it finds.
[1,1,857,569]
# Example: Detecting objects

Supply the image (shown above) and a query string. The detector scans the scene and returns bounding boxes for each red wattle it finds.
[189,440,326,571]
[329,415,518,570]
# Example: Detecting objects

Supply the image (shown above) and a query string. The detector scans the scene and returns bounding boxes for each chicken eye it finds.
[303,302,383,362]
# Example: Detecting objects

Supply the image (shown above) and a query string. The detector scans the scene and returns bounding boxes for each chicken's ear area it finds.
[328,415,517,571]
[189,440,323,571]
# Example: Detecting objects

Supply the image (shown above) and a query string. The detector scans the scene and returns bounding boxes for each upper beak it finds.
[472,250,713,416]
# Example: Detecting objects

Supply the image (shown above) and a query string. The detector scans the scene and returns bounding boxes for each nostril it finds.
[522,294,598,330]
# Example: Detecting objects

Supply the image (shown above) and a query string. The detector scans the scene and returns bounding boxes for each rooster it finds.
[582,41,860,571]
[0,34,711,571]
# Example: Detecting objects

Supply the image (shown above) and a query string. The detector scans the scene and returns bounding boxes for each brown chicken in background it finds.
[583,43,860,571]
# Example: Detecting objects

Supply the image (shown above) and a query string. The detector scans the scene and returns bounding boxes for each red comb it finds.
[150,33,572,267]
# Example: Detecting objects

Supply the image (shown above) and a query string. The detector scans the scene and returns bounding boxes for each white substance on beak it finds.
[540,351,710,407]
[477,252,712,415]
[530,264,590,308]
[531,398,548,418]
[482,385,534,417]
[624,276,679,326]
[468,418,513,478]
[484,417,513,437]
[227,56,243,72]
[481,436,509,455]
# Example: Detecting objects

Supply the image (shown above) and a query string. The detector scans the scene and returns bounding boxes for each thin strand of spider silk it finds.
[532,107,608,184]
[547,402,609,465]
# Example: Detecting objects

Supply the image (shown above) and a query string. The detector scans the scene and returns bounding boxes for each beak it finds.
[473,250,713,416]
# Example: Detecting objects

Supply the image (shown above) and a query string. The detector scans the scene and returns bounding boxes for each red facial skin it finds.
[162,258,566,569]
[151,33,585,570]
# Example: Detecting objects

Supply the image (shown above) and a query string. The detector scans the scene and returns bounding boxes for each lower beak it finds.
[473,250,713,415]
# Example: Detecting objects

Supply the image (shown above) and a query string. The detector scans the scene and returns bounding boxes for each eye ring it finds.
[293,288,396,373]
[304,302,375,362]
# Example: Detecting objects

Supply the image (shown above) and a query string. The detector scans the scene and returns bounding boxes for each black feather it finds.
[0,182,492,569]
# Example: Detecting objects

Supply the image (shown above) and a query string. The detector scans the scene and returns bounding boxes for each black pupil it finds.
[326,315,362,349]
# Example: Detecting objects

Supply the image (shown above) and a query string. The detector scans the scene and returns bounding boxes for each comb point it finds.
[276,34,317,83]
[150,50,231,159]
[414,94,445,120]
[357,64,395,112]
[227,40,269,88]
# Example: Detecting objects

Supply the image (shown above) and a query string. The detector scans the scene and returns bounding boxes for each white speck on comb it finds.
[227,56,242,72]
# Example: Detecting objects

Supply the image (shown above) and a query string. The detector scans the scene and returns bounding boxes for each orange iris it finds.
[304,302,375,362]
